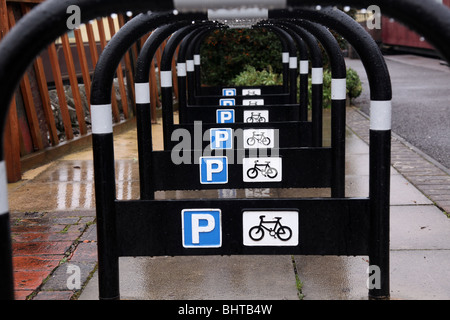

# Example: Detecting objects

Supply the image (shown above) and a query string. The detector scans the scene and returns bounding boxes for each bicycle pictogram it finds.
[245,90,258,96]
[246,131,271,146]
[248,215,292,241]
[246,112,266,123]
[246,160,278,179]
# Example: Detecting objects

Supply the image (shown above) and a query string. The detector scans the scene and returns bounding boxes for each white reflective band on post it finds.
[175,0,286,11]
[194,54,201,65]
[177,62,187,76]
[370,100,392,131]
[282,52,289,63]
[207,7,269,20]
[289,57,297,69]
[135,83,150,104]
[187,60,195,72]
[0,161,8,215]
[311,68,323,85]
[299,60,309,74]
[91,104,113,134]
[160,71,173,87]
[331,78,347,100]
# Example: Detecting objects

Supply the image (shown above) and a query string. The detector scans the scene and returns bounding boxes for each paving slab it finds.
[390,205,450,250]
[80,256,299,300]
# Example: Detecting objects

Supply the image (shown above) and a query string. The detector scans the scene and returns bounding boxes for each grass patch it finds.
[291,255,304,300]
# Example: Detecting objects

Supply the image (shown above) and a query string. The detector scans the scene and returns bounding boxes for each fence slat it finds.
[33,56,59,145]
[96,17,120,123]
[117,14,136,112]
[3,98,22,182]
[172,45,179,102]
[47,42,74,140]
[150,57,158,123]
[107,16,129,119]
[1,1,21,182]
[74,27,92,111]
[7,6,44,150]
[85,21,99,68]
[20,4,59,146]
[61,33,87,135]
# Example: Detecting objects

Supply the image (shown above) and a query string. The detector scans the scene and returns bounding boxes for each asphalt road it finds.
[345,54,450,171]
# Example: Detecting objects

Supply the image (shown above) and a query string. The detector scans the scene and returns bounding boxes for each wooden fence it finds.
[1,0,176,183]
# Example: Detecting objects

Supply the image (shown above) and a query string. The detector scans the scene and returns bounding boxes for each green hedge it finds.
[228,65,362,108]
[200,28,283,86]
[199,27,362,108]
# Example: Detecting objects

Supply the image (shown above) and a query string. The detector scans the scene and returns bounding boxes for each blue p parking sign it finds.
[219,98,235,106]
[216,109,235,123]
[222,88,236,96]
[199,156,228,184]
[210,128,233,149]
[182,209,222,248]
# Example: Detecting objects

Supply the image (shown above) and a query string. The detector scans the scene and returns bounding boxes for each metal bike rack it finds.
[189,25,298,106]
[86,13,210,298]
[273,21,325,146]
[176,27,216,122]
[176,27,300,123]
[130,22,338,191]
[190,28,290,97]
[158,25,305,145]
[178,21,325,148]
[156,17,348,194]
[1,0,449,301]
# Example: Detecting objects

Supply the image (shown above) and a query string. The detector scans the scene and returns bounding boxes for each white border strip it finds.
[331,78,347,100]
[208,8,269,20]
[289,57,297,69]
[282,52,289,63]
[194,54,201,65]
[91,104,113,134]
[177,62,187,77]
[175,0,287,11]
[370,100,392,131]
[0,161,9,215]
[186,59,195,72]
[311,67,323,85]
[299,60,309,75]
[160,71,173,87]
[135,83,150,104]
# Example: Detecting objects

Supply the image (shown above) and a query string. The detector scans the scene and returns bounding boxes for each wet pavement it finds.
[7,81,450,299]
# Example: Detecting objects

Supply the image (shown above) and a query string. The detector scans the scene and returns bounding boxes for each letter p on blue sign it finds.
[200,156,228,184]
[210,128,233,149]
[182,209,222,248]
[216,109,235,123]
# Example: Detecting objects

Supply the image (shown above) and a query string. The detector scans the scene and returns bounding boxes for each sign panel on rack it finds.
[200,156,228,184]
[216,109,235,123]
[243,129,275,149]
[222,88,236,96]
[243,157,282,182]
[242,88,261,96]
[182,209,222,248]
[210,128,233,149]
[244,110,269,123]
[243,210,299,246]
[220,98,236,106]
[243,99,264,106]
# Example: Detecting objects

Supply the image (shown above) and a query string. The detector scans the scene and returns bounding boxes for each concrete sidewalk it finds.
[7,106,450,300]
